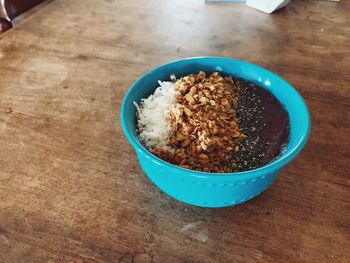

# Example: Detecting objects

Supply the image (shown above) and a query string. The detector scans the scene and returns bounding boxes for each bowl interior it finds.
[121,57,311,176]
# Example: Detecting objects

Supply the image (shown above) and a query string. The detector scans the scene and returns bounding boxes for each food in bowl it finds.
[134,71,290,173]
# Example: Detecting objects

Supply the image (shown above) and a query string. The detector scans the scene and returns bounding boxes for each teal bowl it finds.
[121,57,311,208]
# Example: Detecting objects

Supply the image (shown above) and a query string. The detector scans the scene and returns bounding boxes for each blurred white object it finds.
[246,0,289,13]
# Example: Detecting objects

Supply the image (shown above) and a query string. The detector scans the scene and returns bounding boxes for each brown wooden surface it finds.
[0,0,349,262]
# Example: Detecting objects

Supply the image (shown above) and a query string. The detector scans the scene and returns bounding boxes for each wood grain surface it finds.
[0,0,349,262]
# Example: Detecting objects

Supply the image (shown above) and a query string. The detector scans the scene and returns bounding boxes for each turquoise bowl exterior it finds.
[121,57,311,208]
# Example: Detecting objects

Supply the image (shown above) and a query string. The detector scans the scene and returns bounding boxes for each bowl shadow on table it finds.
[135,164,316,261]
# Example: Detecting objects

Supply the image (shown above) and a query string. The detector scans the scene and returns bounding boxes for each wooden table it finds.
[0,0,349,262]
